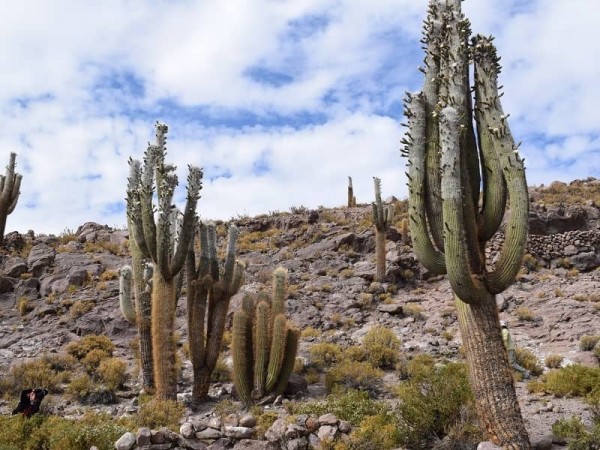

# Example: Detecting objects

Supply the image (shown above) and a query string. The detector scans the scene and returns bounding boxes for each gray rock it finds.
[338,421,352,434]
[239,413,256,428]
[208,417,223,430]
[532,435,553,450]
[378,303,403,315]
[196,428,223,440]
[4,257,28,278]
[232,440,277,450]
[317,425,337,441]
[286,437,309,450]
[477,442,502,450]
[224,426,254,439]
[570,251,600,271]
[137,427,152,446]
[0,276,15,294]
[115,432,136,450]
[180,422,195,439]
[207,438,235,450]
[265,418,287,442]
[27,243,56,278]
[285,373,308,395]
[178,436,208,450]
[318,413,338,426]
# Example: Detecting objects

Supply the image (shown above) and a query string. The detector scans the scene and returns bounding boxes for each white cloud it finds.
[0,0,598,235]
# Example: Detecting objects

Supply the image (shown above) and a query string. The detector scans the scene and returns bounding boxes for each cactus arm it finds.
[272,328,300,397]
[139,145,159,260]
[206,224,219,281]
[6,174,21,215]
[222,224,239,290]
[127,159,151,259]
[253,300,271,399]
[405,93,447,274]
[265,314,287,392]
[440,107,486,304]
[473,36,529,294]
[230,260,246,296]
[119,265,136,324]
[232,310,253,406]
[347,176,355,207]
[171,167,203,275]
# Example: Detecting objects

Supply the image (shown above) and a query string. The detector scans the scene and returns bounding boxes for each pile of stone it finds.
[113,412,352,450]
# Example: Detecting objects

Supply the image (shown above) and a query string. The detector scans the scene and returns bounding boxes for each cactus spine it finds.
[186,222,245,407]
[403,1,530,447]
[232,267,299,406]
[347,177,356,207]
[0,153,22,245]
[372,177,393,281]
[127,122,202,401]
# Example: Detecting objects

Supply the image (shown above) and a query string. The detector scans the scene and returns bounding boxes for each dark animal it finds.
[12,388,48,417]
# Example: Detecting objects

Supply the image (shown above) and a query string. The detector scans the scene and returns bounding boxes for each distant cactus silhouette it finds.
[186,222,245,407]
[0,153,22,245]
[232,267,299,406]
[347,177,357,207]
[372,177,393,280]
[126,122,202,401]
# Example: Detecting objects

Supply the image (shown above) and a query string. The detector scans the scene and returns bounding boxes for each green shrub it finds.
[66,374,94,401]
[0,412,129,450]
[515,306,536,322]
[287,389,389,427]
[405,353,436,380]
[309,342,343,369]
[98,358,128,391]
[545,354,564,369]
[542,365,600,397]
[82,349,110,374]
[362,326,401,369]
[137,399,185,431]
[594,346,600,363]
[325,360,383,394]
[66,335,115,360]
[552,416,600,450]
[346,413,401,450]
[579,335,600,351]
[8,358,62,393]
[343,345,368,363]
[395,362,480,449]
[514,347,543,376]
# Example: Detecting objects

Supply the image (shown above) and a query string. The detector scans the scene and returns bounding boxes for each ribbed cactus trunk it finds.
[347,176,356,207]
[402,1,530,447]
[0,152,22,245]
[151,269,178,400]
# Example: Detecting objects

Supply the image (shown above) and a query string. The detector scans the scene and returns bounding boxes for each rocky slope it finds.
[0,178,599,448]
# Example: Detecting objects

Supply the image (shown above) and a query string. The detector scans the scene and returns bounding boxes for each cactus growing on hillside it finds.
[372,177,393,281]
[402,0,530,447]
[347,177,357,207]
[232,267,299,406]
[119,266,136,324]
[0,153,22,245]
[126,122,202,401]
[186,222,245,407]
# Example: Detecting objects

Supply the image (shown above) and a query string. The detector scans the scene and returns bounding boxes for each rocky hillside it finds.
[0,177,599,448]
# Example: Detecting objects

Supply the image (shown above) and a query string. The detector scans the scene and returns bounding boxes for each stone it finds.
[115,432,136,450]
[151,429,168,444]
[532,435,553,450]
[308,434,321,449]
[0,276,15,294]
[285,373,308,395]
[180,422,195,439]
[239,413,256,428]
[27,243,56,278]
[208,417,223,430]
[317,425,337,441]
[223,413,239,427]
[224,426,254,439]
[284,423,307,440]
[477,442,502,450]
[304,417,319,433]
[318,413,338,426]
[196,428,223,440]
[338,421,352,434]
[265,418,287,442]
[137,427,152,446]
[286,437,309,450]
[377,303,403,315]
[207,438,235,450]
[177,436,208,450]
[232,440,277,450]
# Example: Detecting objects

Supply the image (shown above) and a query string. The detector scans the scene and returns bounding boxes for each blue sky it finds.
[1,0,599,234]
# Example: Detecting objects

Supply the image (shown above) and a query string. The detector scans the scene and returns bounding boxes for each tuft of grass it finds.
[515,306,536,322]
[580,335,600,351]
[544,354,564,369]
[514,347,543,376]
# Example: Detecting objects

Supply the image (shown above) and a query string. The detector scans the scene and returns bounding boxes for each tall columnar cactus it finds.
[0,153,22,245]
[347,176,356,207]
[372,177,394,281]
[126,122,202,401]
[402,1,530,447]
[232,267,299,407]
[186,222,245,407]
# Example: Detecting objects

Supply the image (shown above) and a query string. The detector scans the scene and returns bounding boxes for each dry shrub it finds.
[309,342,343,369]
[66,335,115,360]
[325,360,383,394]
[98,358,128,391]
[362,326,400,369]
[137,399,185,431]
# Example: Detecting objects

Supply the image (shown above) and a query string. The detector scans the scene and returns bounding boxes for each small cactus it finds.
[119,265,136,324]
[347,176,357,207]
[372,177,393,280]
[232,267,299,406]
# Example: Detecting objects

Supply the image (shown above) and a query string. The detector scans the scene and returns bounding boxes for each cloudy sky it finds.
[1,0,598,235]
